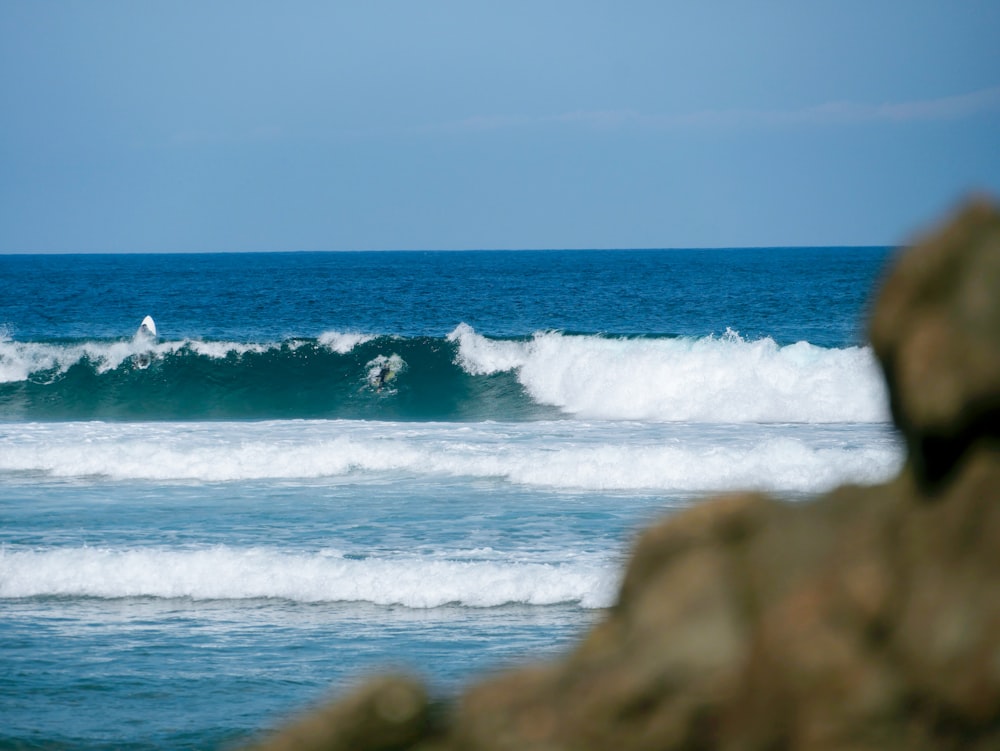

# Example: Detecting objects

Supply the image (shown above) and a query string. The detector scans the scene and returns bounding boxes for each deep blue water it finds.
[0,248,899,749]
[1,248,889,421]
[4,248,884,343]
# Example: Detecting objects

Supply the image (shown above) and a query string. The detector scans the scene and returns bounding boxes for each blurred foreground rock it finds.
[247,199,1000,751]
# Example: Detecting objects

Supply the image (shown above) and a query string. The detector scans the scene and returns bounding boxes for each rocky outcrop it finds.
[247,199,1000,751]
[869,199,1000,489]
[247,676,438,751]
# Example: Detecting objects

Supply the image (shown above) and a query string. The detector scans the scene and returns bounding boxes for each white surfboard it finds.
[133,316,157,369]
[136,315,157,339]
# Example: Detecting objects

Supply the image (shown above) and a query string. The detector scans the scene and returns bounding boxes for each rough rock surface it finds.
[247,199,1000,751]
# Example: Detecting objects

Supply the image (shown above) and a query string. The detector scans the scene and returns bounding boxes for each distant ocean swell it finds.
[0,546,617,609]
[0,324,889,423]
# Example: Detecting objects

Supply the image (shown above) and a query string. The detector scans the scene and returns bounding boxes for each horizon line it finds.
[0,243,895,256]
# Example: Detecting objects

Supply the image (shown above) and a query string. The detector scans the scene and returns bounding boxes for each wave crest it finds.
[449,325,888,423]
[0,328,888,422]
[0,546,616,609]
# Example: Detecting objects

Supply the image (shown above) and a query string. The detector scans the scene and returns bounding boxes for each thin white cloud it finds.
[442,86,1000,134]
[169,125,284,146]
[546,110,643,129]
[855,86,1000,121]
[732,86,1000,126]
[445,114,536,132]
[162,87,1000,146]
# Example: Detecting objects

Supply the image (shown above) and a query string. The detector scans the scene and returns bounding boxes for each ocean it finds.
[0,248,901,749]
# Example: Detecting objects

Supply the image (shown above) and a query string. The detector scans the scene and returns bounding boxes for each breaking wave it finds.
[0,546,616,609]
[0,325,888,422]
[0,419,901,492]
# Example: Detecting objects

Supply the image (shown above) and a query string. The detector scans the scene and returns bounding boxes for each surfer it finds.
[366,354,403,392]
[374,364,392,391]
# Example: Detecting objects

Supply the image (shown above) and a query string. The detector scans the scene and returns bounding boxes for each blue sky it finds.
[1,1,998,252]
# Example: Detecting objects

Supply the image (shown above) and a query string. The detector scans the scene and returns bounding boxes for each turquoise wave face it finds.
[0,335,552,421]
[0,326,891,423]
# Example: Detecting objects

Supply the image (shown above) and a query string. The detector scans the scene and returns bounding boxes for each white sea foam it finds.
[185,340,270,358]
[0,338,274,382]
[0,420,902,492]
[0,341,109,382]
[0,333,377,383]
[447,323,526,374]
[0,546,616,608]
[318,331,376,354]
[449,324,889,423]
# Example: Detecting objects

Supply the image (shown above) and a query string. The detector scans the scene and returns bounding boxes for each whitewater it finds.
[0,247,897,749]
[0,323,888,422]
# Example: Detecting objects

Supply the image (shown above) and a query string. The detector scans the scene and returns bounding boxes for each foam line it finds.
[0,421,901,492]
[0,547,617,609]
